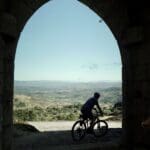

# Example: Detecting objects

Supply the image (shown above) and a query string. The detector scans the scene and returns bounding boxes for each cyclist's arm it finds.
[96,101,103,116]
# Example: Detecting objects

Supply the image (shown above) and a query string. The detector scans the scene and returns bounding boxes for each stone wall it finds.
[0,10,19,150]
[0,36,5,150]
[0,0,150,149]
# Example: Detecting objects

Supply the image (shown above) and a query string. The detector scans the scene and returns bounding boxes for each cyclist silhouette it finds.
[81,92,103,131]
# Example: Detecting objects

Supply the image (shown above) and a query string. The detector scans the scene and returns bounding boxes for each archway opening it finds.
[14,0,122,149]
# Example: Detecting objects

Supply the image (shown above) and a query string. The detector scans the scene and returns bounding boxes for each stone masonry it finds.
[0,0,150,149]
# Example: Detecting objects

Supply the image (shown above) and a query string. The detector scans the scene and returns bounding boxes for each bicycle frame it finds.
[72,109,108,141]
[79,112,100,129]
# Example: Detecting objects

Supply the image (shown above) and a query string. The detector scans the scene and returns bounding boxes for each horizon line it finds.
[14,79,122,83]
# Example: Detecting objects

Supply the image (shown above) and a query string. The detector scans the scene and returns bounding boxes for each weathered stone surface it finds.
[2,101,13,126]
[3,59,14,73]
[0,0,5,12]
[133,65,148,81]
[11,0,49,32]
[0,36,5,48]
[0,36,5,63]
[0,87,2,150]
[22,0,49,10]
[0,60,3,74]
[0,0,150,150]
[0,13,17,38]
[10,1,34,32]
[0,74,3,95]
[133,47,150,65]
[121,26,143,46]
[80,0,129,39]
[2,124,12,150]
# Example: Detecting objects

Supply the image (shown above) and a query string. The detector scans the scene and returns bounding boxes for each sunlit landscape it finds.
[14,80,122,122]
[13,0,122,149]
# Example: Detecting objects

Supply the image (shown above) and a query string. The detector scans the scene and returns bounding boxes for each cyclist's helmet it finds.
[94,92,100,98]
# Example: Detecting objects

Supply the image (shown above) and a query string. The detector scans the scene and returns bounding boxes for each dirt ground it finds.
[27,120,122,131]
[13,121,122,150]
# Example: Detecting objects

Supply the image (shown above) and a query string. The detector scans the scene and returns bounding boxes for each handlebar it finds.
[92,108,103,117]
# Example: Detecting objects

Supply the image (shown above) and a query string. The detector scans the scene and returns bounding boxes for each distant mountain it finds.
[14,80,122,105]
[14,80,121,89]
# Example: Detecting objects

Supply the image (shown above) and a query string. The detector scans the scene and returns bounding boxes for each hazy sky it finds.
[15,0,121,82]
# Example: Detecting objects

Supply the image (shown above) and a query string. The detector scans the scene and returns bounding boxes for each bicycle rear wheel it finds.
[71,120,86,141]
[93,120,108,137]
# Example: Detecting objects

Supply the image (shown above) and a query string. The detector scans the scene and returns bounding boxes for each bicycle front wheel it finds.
[71,120,86,141]
[93,120,108,137]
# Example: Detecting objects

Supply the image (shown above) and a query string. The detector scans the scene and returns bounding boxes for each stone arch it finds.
[1,0,128,150]
[1,0,150,150]
[11,0,129,59]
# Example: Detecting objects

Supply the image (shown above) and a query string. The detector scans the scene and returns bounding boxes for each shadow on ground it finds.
[13,126,122,150]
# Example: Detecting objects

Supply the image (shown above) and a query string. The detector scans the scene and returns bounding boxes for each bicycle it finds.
[71,108,108,141]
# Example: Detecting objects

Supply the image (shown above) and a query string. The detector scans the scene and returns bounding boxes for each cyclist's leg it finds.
[81,109,94,129]
[88,112,94,128]
[81,109,88,119]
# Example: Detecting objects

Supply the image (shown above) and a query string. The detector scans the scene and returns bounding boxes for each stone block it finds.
[0,96,2,150]
[0,1,5,11]
[2,100,13,126]
[122,65,134,81]
[121,26,143,46]
[0,36,5,50]
[133,64,150,81]
[0,133,2,150]
[2,72,14,96]
[146,66,150,80]
[3,59,14,74]
[11,1,35,32]
[2,85,13,103]
[123,64,149,81]
[134,47,150,65]
[0,73,3,95]
[0,60,3,74]
[133,65,146,81]
[22,0,49,11]
[0,13,18,38]
[0,104,2,127]
[2,124,13,150]
[0,127,2,139]
[0,36,5,62]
